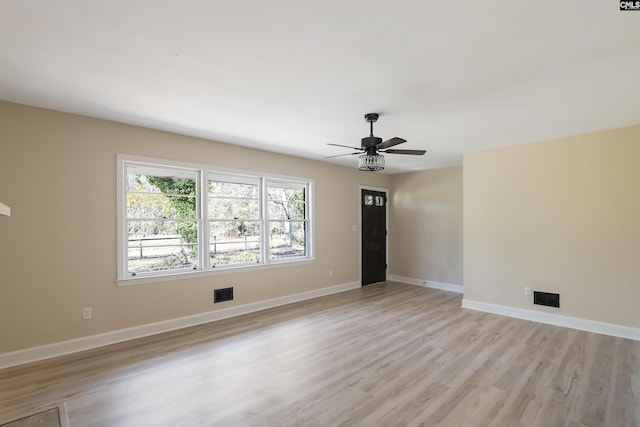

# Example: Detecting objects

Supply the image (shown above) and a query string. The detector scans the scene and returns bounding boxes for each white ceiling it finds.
[1,1,639,173]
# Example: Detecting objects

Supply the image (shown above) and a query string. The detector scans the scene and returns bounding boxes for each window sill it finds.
[116,257,316,286]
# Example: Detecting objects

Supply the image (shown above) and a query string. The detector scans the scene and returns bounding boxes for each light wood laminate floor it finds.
[0,282,638,426]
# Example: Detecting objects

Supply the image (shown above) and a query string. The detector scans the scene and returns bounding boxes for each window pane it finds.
[268,200,305,220]
[267,186,302,202]
[209,221,260,240]
[128,219,198,240]
[127,220,198,274]
[210,249,260,266]
[128,173,196,197]
[269,220,306,260]
[127,193,183,219]
[267,186,305,220]
[209,221,260,266]
[208,181,259,199]
[126,172,196,219]
[208,198,259,220]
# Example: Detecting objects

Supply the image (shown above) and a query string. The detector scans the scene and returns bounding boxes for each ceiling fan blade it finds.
[377,137,406,149]
[325,152,361,158]
[327,143,363,150]
[382,149,427,155]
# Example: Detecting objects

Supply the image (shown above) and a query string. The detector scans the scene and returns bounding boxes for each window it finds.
[118,155,312,282]
[125,165,199,276]
[267,180,308,260]
[208,174,261,267]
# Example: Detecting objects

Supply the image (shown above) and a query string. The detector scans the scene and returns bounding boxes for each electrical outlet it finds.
[82,307,92,320]
[329,269,333,277]
[524,287,532,296]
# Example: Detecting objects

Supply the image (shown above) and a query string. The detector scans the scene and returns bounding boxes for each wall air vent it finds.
[214,287,234,303]
[533,291,560,308]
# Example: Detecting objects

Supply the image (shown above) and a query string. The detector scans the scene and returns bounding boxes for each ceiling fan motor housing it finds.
[362,136,382,148]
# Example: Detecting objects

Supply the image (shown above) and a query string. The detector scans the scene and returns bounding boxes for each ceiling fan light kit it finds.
[358,153,385,171]
[327,113,427,172]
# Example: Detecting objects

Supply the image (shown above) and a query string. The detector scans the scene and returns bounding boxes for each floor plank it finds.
[0,282,638,426]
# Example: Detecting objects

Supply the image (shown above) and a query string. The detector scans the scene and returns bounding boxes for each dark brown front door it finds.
[361,189,387,286]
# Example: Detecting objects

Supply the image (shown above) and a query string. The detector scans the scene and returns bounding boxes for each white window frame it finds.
[266,179,310,263]
[117,154,314,285]
[207,172,263,268]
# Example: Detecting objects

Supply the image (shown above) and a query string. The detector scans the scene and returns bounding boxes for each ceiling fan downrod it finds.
[362,113,382,148]
[364,113,379,137]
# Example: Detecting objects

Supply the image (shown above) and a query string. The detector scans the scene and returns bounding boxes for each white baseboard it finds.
[461,299,640,341]
[0,281,361,370]
[388,275,463,294]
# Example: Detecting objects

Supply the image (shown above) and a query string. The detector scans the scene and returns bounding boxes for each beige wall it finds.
[389,167,463,285]
[0,101,390,353]
[463,125,640,328]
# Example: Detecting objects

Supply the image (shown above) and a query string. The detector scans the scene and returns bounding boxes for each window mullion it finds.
[200,170,209,271]
[261,177,269,264]
[305,185,310,258]
[118,161,127,279]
